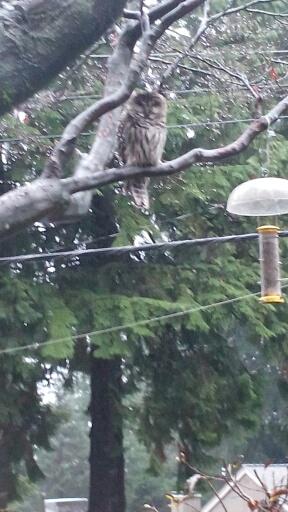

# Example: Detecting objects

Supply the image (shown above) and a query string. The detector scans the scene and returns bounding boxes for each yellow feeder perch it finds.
[227,177,288,304]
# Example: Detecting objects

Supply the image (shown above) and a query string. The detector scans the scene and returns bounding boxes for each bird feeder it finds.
[227,177,288,304]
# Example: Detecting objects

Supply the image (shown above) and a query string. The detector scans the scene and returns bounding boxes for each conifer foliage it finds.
[0,1,288,511]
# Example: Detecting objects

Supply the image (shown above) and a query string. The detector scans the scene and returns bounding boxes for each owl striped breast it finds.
[117,91,167,209]
[125,120,167,167]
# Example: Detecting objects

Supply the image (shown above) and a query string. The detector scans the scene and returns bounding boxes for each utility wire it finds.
[0,291,261,356]
[32,211,197,254]
[87,50,288,60]
[29,212,197,254]
[56,84,288,102]
[1,116,288,145]
[3,231,288,265]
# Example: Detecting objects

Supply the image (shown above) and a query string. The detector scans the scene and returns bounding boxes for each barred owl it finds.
[118,91,167,209]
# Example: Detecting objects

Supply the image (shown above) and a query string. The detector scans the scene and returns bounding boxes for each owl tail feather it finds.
[127,178,150,210]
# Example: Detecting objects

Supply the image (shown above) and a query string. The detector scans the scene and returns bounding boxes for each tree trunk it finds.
[0,441,13,510]
[0,0,126,115]
[89,356,125,512]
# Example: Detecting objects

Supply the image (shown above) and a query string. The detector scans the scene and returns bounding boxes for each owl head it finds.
[128,91,167,122]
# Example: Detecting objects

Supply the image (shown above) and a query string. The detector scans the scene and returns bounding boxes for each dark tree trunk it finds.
[0,440,13,510]
[89,356,125,512]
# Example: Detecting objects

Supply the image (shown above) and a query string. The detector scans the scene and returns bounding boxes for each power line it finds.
[30,212,198,254]
[1,115,288,145]
[34,211,197,254]
[87,50,288,60]
[3,231,288,265]
[167,116,288,128]
[56,84,288,102]
[0,290,260,356]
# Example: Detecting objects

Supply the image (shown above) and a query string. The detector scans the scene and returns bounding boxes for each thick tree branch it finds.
[0,0,285,239]
[62,95,288,194]
[74,0,205,180]
[44,0,206,222]
[126,0,204,45]
[42,30,136,179]
[0,0,126,115]
[0,179,67,239]
[0,95,287,240]
[44,0,205,181]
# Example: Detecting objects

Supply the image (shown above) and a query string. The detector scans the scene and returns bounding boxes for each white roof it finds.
[242,465,288,490]
[202,464,288,512]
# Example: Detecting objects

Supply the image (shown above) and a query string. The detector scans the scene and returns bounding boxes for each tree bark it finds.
[89,356,125,512]
[0,0,126,115]
[0,440,13,510]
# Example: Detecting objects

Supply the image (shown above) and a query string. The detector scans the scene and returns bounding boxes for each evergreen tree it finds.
[0,2,288,511]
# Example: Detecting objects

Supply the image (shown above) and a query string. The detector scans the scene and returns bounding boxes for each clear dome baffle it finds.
[227,177,288,217]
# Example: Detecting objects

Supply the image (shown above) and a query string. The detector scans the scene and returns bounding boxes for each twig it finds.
[246,8,288,16]
[254,470,269,496]
[159,0,210,88]
[150,56,212,75]
[205,479,229,512]
[188,54,262,100]
[159,0,279,89]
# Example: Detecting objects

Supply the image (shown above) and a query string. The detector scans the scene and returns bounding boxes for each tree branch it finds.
[0,0,126,115]
[246,8,288,17]
[0,93,286,240]
[188,54,262,100]
[44,0,205,181]
[0,92,288,239]
[44,0,206,220]
[209,0,279,22]
[159,0,277,89]
[0,0,286,239]
[63,95,288,193]
[42,28,136,179]
[160,0,210,88]
[126,0,204,45]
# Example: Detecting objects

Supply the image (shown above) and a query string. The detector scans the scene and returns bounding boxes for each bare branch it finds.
[71,0,205,182]
[206,480,229,512]
[272,60,288,65]
[44,0,205,181]
[0,0,127,116]
[209,0,280,22]
[160,0,210,88]
[127,0,204,44]
[0,94,286,240]
[246,8,288,16]
[188,54,262,100]
[63,95,288,193]
[150,55,212,76]
[253,470,269,496]
[159,0,277,89]
[42,29,135,179]
[223,465,252,504]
